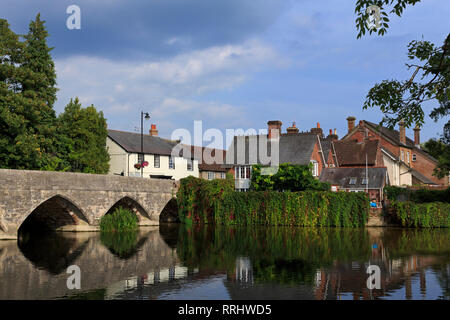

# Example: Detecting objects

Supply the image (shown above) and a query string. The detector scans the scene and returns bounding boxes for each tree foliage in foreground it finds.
[355,0,449,178]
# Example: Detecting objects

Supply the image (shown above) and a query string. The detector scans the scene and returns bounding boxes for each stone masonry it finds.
[0,169,178,239]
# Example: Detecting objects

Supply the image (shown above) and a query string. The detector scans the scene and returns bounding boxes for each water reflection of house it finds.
[313,255,440,300]
[234,257,253,284]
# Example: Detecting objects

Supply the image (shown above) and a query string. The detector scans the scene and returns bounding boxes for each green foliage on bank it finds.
[177,176,234,225]
[177,176,369,227]
[217,191,369,227]
[250,163,330,191]
[99,207,139,232]
[390,201,450,228]
[100,230,139,259]
[384,186,450,203]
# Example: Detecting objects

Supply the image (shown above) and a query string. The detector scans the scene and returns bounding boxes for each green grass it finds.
[99,207,138,232]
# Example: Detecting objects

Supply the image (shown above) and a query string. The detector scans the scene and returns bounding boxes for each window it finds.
[138,153,144,164]
[169,156,175,169]
[406,151,410,163]
[310,160,319,177]
[361,178,368,185]
[412,154,417,162]
[401,150,404,162]
[154,155,160,168]
[236,166,251,179]
[221,172,226,179]
[187,159,193,171]
[208,172,214,180]
[349,177,357,185]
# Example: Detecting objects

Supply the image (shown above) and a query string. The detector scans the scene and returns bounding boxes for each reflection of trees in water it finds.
[100,231,146,260]
[17,231,88,275]
[176,225,450,295]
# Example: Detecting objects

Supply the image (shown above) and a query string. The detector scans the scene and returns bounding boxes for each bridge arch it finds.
[103,196,152,226]
[18,194,90,234]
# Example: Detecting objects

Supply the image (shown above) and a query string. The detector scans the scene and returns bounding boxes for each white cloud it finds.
[54,39,280,135]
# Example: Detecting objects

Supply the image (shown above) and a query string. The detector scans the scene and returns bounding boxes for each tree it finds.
[422,138,450,179]
[0,15,60,170]
[58,98,110,174]
[250,163,330,192]
[355,1,449,179]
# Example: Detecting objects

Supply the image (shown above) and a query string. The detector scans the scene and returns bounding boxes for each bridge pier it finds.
[0,169,179,240]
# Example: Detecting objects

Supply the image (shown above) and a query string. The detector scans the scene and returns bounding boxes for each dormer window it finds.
[349,177,357,185]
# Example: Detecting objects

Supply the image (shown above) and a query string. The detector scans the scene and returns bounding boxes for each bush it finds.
[177,176,234,225]
[177,177,369,227]
[384,186,450,203]
[99,207,138,232]
[251,163,330,192]
[390,201,450,228]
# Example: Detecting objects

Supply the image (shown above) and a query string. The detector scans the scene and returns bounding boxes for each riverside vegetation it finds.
[384,186,450,228]
[177,164,369,227]
[99,207,138,232]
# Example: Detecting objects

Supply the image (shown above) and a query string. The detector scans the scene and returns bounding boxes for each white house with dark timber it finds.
[106,126,199,180]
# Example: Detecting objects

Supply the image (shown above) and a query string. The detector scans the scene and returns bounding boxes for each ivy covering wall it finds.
[177,176,369,227]
[390,201,450,228]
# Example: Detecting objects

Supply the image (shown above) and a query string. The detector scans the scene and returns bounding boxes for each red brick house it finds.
[341,117,448,186]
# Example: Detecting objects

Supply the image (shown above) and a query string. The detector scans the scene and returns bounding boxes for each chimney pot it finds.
[286,122,299,135]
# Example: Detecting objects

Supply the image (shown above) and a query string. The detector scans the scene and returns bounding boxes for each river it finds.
[0,225,448,300]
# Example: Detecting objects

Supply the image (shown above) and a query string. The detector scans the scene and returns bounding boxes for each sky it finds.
[1,0,449,148]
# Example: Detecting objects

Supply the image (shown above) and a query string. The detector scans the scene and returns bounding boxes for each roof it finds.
[410,169,436,185]
[319,167,388,189]
[333,139,379,166]
[107,129,178,156]
[320,139,332,163]
[225,133,319,166]
[190,146,227,172]
[363,121,438,163]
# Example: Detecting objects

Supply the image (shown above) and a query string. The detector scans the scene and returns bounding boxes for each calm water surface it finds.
[0,225,449,300]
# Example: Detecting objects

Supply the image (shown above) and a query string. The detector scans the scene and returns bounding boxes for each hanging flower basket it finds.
[134,163,141,169]
[142,161,149,167]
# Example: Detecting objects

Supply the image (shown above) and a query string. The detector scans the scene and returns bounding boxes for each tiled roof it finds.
[410,169,436,185]
[333,139,379,166]
[364,121,437,163]
[319,167,388,189]
[107,129,178,156]
[225,133,319,166]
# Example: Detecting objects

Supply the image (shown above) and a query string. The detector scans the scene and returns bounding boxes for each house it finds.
[190,145,229,180]
[106,125,199,180]
[225,120,327,191]
[341,117,447,186]
[319,167,389,206]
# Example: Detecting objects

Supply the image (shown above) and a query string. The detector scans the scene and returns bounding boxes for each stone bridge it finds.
[0,169,179,239]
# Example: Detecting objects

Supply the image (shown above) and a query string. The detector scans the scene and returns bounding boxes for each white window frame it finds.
[221,172,226,179]
[187,159,193,171]
[208,172,214,180]
[154,155,160,168]
[169,156,175,169]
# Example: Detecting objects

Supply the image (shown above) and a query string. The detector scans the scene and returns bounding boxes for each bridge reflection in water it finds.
[0,225,448,300]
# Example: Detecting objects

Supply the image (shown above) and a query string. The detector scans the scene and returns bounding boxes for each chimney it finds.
[268,120,282,139]
[327,128,338,141]
[347,116,356,134]
[149,124,158,136]
[286,122,299,135]
[310,122,323,138]
[399,120,406,145]
[414,125,421,148]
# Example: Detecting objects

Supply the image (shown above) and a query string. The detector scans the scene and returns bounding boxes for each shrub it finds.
[384,186,450,203]
[99,207,138,232]
[251,163,330,192]
[390,201,450,228]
